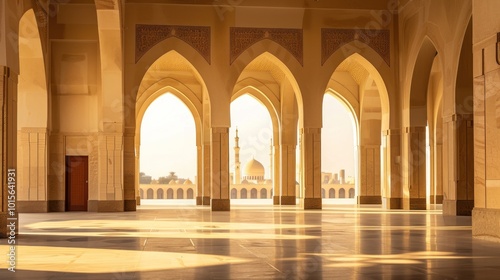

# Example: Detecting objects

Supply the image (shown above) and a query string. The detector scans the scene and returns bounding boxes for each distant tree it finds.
[139,172,152,184]
[158,176,169,184]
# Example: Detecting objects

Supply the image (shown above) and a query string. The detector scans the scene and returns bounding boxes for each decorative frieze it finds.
[135,24,211,64]
[322,28,390,66]
[230,27,303,65]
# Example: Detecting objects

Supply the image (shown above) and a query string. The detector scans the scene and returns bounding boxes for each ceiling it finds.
[124,0,401,11]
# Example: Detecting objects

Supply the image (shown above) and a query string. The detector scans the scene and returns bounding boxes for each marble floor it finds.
[1,204,500,279]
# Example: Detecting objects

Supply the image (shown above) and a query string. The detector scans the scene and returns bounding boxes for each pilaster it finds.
[382,129,403,209]
[211,127,230,211]
[358,145,381,204]
[442,114,474,216]
[1,66,18,237]
[302,128,321,209]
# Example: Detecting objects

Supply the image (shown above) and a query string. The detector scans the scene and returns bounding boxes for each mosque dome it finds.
[243,158,265,180]
[184,179,193,185]
[168,179,177,185]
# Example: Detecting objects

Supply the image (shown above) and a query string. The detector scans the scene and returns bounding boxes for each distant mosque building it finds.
[139,128,354,200]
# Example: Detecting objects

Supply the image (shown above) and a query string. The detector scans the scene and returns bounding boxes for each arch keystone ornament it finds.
[321,29,390,66]
[230,27,303,65]
[135,24,211,64]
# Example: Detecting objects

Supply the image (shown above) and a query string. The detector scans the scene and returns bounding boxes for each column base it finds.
[358,195,382,204]
[281,196,296,205]
[17,201,48,213]
[404,198,426,210]
[211,199,230,211]
[197,196,211,206]
[473,208,500,242]
[88,200,124,212]
[273,196,280,205]
[136,196,141,206]
[304,198,322,209]
[196,196,203,205]
[203,196,211,205]
[16,200,66,212]
[124,200,137,211]
[430,195,444,204]
[1,212,18,238]
[443,199,473,216]
[382,197,402,209]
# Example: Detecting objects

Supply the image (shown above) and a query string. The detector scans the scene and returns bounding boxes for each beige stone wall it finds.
[472,0,500,241]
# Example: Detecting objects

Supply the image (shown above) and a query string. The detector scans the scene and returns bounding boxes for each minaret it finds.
[234,128,241,184]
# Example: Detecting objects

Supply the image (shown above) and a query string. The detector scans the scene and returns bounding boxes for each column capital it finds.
[211,127,229,134]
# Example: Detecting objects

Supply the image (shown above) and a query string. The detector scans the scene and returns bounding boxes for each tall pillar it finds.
[280,144,296,205]
[197,143,211,205]
[1,66,18,237]
[442,114,474,215]
[430,136,444,204]
[90,134,124,212]
[358,145,382,204]
[17,128,48,212]
[382,129,403,209]
[211,127,230,211]
[124,131,136,210]
[302,128,322,209]
[196,145,203,205]
[403,126,427,210]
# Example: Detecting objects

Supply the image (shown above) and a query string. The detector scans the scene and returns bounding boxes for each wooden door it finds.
[65,156,88,211]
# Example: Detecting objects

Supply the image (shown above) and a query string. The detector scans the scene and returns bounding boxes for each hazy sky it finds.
[140,93,356,181]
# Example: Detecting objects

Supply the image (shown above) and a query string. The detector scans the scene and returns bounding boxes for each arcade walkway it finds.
[1,205,500,279]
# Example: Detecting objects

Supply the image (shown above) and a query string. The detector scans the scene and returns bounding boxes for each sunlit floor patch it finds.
[22,230,316,240]
[0,245,251,274]
[307,251,489,268]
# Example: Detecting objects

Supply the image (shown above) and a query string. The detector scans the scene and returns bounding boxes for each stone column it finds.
[431,139,444,204]
[442,114,474,216]
[124,131,136,210]
[403,126,427,210]
[196,145,203,205]
[198,143,211,205]
[358,145,382,204]
[302,128,322,209]
[90,134,124,212]
[382,129,403,209]
[211,127,230,211]
[280,144,296,205]
[17,128,48,212]
[1,66,18,237]
[272,144,281,205]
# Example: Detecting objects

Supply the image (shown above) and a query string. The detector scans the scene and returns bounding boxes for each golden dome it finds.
[168,180,176,185]
[243,158,265,179]
[184,179,193,185]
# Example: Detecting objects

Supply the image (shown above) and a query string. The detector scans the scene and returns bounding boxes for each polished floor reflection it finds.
[1,205,500,279]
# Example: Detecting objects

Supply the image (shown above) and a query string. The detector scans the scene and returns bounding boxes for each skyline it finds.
[140,93,356,181]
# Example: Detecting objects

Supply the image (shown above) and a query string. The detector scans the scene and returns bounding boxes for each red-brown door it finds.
[65,156,88,211]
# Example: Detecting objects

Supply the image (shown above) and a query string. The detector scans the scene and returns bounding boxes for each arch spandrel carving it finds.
[135,24,211,64]
[322,29,390,66]
[230,27,303,66]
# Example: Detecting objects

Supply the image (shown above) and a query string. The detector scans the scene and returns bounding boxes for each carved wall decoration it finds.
[95,0,117,9]
[230,27,303,65]
[135,24,211,64]
[321,29,390,66]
